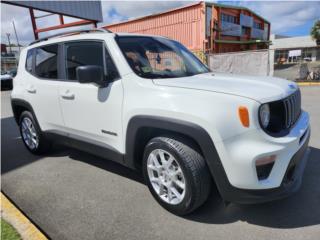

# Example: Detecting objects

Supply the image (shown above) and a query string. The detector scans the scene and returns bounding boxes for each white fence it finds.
[208,49,274,76]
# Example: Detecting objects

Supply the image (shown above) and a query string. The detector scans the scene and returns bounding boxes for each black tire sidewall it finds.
[143,139,198,215]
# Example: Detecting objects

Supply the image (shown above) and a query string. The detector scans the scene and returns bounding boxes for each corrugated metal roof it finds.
[104,2,206,51]
[3,1,103,22]
[104,1,269,27]
[104,2,202,27]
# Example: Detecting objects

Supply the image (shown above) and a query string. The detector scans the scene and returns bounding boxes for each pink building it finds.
[103,2,270,55]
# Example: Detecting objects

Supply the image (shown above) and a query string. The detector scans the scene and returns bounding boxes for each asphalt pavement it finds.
[1,87,320,240]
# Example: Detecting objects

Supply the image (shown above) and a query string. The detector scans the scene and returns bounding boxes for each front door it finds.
[58,40,123,152]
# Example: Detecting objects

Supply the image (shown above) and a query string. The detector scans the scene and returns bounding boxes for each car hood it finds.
[153,72,298,103]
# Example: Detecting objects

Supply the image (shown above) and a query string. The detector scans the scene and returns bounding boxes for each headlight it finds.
[259,104,270,128]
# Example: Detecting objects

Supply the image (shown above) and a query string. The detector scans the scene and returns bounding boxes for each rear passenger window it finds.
[65,41,119,81]
[35,44,58,79]
[25,49,33,73]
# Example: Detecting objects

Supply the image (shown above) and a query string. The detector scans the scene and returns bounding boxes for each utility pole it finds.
[12,20,21,54]
[6,33,12,54]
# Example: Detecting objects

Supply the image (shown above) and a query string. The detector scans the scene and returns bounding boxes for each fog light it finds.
[256,155,276,180]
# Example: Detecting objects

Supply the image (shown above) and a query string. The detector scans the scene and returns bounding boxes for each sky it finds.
[1,0,320,46]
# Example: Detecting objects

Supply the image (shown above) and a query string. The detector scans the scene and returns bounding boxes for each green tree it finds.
[310,20,320,45]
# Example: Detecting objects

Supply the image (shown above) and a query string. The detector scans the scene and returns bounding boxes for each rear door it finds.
[25,44,65,132]
[58,40,124,152]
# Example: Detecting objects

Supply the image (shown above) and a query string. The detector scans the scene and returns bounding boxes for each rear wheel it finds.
[19,111,51,154]
[143,136,212,215]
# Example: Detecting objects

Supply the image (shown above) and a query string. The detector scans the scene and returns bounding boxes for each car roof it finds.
[116,32,168,39]
[26,32,115,49]
[26,31,168,50]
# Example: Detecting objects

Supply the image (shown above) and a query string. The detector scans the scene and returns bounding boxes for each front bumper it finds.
[218,130,310,204]
[211,110,311,204]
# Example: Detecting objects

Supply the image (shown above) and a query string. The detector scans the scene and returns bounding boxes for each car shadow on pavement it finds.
[185,146,320,229]
[1,116,143,183]
[1,117,71,174]
[65,148,144,184]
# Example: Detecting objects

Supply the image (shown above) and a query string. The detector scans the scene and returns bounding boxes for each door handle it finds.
[60,90,75,100]
[26,85,36,94]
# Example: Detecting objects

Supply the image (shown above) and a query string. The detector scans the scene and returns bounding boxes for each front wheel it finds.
[143,136,212,215]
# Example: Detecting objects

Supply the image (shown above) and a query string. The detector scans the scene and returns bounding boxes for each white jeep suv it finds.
[11,29,310,215]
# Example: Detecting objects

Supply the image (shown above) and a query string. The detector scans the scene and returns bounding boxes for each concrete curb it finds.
[1,192,48,240]
[297,82,320,86]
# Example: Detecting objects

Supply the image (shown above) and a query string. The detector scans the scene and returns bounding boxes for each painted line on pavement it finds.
[297,82,320,86]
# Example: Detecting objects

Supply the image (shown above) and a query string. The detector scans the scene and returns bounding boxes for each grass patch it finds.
[1,219,21,240]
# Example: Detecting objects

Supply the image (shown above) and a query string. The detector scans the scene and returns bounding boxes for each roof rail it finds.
[29,28,112,46]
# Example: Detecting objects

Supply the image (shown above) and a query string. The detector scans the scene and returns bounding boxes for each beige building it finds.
[270,34,320,63]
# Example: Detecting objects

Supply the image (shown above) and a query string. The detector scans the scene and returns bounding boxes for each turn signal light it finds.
[238,106,249,127]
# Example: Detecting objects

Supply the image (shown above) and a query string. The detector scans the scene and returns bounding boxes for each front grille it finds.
[263,89,302,137]
[282,89,301,129]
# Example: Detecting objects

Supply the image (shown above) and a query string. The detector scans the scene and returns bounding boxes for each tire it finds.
[19,111,51,154]
[143,136,212,215]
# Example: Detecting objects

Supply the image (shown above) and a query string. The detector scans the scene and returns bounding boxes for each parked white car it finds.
[11,29,310,215]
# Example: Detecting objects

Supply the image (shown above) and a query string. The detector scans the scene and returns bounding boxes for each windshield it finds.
[116,36,209,79]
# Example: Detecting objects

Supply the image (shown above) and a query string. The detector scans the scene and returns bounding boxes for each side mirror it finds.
[76,65,108,87]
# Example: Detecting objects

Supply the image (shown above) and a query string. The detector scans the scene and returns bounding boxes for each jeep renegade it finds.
[11,29,310,215]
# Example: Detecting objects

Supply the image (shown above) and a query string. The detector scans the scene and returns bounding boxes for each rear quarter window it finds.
[25,49,33,73]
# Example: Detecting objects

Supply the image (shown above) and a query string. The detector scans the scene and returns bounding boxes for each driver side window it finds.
[65,41,119,81]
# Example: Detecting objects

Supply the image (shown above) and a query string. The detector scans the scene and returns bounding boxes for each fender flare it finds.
[11,98,37,125]
[124,115,233,200]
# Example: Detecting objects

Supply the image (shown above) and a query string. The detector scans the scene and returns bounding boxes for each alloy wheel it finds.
[21,117,39,150]
[147,149,186,205]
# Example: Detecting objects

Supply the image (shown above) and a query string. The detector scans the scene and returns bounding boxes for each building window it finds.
[221,13,238,24]
[253,21,263,29]
[242,26,250,36]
